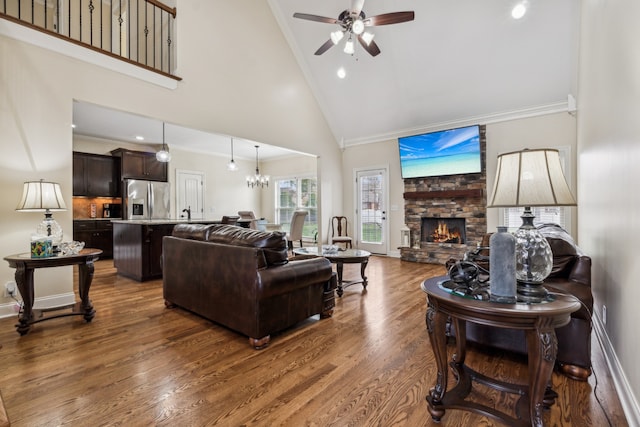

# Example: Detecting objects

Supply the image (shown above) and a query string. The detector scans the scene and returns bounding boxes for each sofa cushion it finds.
[206,224,289,266]
[172,223,212,240]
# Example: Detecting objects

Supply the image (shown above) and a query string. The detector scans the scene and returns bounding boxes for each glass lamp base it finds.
[516,281,549,303]
[514,208,553,284]
[36,213,63,247]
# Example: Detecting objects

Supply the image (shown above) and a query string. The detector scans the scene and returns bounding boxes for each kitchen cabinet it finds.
[111,148,167,182]
[73,220,114,258]
[73,152,120,197]
[112,222,175,281]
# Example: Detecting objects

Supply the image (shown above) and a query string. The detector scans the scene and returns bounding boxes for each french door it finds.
[355,168,388,254]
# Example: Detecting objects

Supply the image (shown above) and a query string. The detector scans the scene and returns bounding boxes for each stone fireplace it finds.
[400,126,487,265]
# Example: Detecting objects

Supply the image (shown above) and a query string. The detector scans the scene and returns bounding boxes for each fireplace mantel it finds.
[403,189,483,200]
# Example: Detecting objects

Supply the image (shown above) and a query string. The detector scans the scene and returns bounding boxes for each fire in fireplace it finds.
[421,218,466,244]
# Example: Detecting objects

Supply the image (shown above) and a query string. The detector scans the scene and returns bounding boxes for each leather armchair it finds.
[462,224,593,380]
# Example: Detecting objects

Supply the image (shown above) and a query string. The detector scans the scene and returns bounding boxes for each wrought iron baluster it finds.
[89,0,94,45]
[144,0,148,66]
[167,9,172,74]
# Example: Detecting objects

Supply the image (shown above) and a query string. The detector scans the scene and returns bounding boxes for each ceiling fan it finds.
[293,0,415,57]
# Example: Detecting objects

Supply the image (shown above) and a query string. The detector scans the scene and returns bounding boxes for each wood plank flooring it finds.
[0,256,628,426]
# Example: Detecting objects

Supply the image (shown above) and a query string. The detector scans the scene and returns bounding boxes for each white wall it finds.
[578,0,640,422]
[341,112,577,254]
[0,1,342,311]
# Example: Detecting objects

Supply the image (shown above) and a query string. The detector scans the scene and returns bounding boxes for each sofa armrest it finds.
[258,257,333,298]
[569,255,591,287]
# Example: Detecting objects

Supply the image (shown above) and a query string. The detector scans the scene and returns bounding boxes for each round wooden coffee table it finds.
[293,247,371,296]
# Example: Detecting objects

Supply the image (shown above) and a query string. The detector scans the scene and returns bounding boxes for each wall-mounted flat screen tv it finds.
[398,125,482,179]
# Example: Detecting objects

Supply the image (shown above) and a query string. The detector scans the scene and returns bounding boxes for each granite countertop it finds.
[110,219,221,225]
[73,218,120,221]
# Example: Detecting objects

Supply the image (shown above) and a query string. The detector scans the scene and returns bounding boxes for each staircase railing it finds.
[1,0,180,80]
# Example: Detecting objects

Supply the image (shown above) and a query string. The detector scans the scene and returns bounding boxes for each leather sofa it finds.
[162,223,337,349]
[460,224,593,381]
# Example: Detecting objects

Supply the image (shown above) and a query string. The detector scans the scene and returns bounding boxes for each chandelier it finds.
[247,145,269,188]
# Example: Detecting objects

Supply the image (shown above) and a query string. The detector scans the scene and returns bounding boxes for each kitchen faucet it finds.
[181,206,192,221]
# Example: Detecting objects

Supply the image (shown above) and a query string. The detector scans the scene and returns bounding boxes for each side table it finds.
[421,276,580,427]
[4,248,102,335]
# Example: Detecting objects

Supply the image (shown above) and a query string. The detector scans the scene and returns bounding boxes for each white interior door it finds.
[356,168,388,254]
[176,170,204,220]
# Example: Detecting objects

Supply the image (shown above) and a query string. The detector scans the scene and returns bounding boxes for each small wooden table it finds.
[421,276,581,427]
[293,247,371,297]
[4,248,102,335]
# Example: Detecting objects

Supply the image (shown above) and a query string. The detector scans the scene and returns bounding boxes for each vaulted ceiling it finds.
[268,0,580,146]
[73,1,580,157]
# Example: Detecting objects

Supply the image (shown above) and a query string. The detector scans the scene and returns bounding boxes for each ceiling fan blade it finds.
[358,36,381,57]
[293,13,338,25]
[314,39,335,56]
[364,11,415,26]
[351,0,365,16]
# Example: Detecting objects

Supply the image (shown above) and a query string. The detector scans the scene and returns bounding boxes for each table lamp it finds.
[487,149,576,302]
[16,179,68,247]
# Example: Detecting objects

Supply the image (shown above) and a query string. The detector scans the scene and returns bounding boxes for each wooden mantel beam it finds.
[403,189,483,200]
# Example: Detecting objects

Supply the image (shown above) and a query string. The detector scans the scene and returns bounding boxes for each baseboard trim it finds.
[593,313,640,427]
[0,292,76,319]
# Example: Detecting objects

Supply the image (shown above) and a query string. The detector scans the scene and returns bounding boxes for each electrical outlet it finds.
[602,305,607,325]
[4,281,17,298]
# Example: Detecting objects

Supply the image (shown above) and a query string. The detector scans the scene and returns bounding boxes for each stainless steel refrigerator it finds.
[125,179,171,220]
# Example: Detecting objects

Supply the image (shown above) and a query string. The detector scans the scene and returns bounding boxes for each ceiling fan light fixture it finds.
[361,31,375,45]
[352,18,365,35]
[344,39,355,55]
[330,30,344,44]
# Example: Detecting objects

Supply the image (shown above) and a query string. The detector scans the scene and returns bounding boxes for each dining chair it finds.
[286,210,308,252]
[331,216,353,249]
[237,211,257,229]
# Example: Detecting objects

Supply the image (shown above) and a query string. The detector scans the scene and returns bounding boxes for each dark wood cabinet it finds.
[73,220,114,258]
[111,148,167,182]
[73,152,120,197]
[113,222,175,281]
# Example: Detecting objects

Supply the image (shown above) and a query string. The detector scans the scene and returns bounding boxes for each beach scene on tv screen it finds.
[399,126,481,178]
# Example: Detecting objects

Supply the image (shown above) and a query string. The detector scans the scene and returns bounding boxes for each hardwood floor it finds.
[0,256,628,426]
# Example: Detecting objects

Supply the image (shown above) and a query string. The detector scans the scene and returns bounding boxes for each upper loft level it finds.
[1,0,180,83]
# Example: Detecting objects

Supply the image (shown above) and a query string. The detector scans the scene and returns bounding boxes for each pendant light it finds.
[246,145,269,188]
[227,137,238,171]
[156,122,171,162]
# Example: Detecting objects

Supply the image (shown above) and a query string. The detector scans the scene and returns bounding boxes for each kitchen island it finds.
[112,220,220,282]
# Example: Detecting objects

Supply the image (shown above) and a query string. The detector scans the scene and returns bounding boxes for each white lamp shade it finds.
[487,148,576,207]
[16,180,67,211]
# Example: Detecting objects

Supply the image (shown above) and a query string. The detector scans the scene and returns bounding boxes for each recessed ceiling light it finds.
[337,67,346,79]
[512,3,527,19]
[71,124,76,128]
[135,136,145,141]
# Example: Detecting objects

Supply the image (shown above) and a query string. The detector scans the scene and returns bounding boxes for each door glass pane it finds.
[359,174,383,244]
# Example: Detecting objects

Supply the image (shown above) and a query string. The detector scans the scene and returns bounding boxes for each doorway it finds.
[355,168,388,254]
[176,170,204,220]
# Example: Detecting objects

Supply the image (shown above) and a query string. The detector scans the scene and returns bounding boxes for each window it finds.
[275,176,317,239]
[501,146,572,230]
